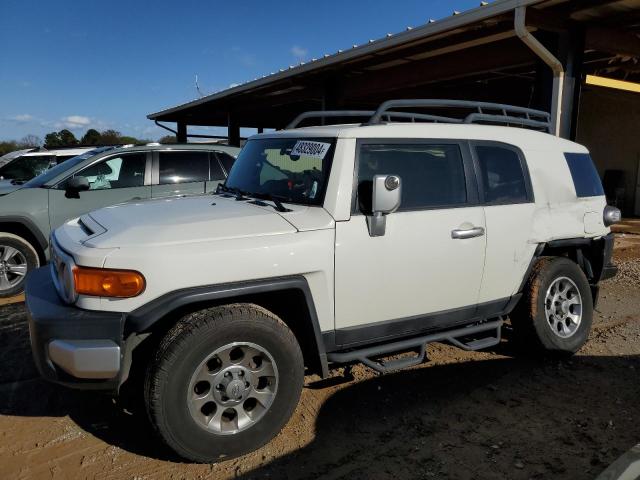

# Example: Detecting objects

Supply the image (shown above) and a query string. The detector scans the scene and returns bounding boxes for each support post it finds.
[176,123,187,143]
[228,114,240,147]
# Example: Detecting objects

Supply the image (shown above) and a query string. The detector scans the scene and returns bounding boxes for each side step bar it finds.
[326,319,503,374]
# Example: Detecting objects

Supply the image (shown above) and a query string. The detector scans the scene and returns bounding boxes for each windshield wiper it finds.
[251,193,292,213]
[216,183,249,201]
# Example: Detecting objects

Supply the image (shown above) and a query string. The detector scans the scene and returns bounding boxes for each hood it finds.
[0,180,22,196]
[82,194,300,248]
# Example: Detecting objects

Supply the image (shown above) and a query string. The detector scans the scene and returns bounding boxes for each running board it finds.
[326,319,503,374]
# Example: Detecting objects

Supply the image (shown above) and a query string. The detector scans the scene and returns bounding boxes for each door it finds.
[471,142,538,304]
[334,140,486,345]
[152,150,211,198]
[48,152,150,230]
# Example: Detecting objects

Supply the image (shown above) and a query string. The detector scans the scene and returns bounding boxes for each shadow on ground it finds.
[2,304,639,479]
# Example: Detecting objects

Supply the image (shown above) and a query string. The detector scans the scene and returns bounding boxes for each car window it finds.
[74,153,146,190]
[209,154,225,181]
[564,152,605,198]
[475,145,529,204]
[216,152,236,174]
[158,151,209,184]
[0,155,54,181]
[357,143,467,213]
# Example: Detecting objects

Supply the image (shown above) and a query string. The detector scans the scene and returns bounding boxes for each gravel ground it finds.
[0,236,639,480]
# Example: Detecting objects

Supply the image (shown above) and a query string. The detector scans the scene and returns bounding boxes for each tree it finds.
[18,134,42,148]
[58,129,78,145]
[44,132,62,148]
[81,129,101,145]
[159,135,177,144]
[0,141,18,156]
[99,129,122,145]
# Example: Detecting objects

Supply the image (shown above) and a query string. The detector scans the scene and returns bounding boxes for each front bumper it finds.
[26,267,126,391]
[599,232,618,281]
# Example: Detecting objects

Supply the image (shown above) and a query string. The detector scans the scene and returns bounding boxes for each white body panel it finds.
[335,208,486,329]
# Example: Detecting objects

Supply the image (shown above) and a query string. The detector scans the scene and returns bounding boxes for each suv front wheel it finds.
[145,304,304,463]
[511,257,594,354]
[0,233,39,298]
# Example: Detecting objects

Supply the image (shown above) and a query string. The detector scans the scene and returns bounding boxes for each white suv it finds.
[26,100,619,463]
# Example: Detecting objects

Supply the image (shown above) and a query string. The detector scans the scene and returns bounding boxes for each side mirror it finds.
[367,174,402,237]
[65,176,90,199]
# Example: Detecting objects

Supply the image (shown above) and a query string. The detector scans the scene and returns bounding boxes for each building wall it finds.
[576,86,640,216]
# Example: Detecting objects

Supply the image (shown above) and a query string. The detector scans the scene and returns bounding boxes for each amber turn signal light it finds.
[73,266,146,298]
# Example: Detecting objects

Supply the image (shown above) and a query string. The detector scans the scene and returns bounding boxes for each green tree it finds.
[0,141,18,156]
[81,129,101,145]
[58,129,78,145]
[44,132,62,148]
[99,129,122,145]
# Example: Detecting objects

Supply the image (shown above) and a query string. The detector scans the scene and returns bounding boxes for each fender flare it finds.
[0,216,49,252]
[125,275,329,377]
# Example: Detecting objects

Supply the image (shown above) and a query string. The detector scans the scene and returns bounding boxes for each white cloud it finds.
[291,45,308,61]
[8,114,33,123]
[55,115,92,130]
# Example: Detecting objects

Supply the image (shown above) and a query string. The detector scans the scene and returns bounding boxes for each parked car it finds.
[26,100,619,463]
[0,143,239,297]
[0,148,37,168]
[0,147,99,187]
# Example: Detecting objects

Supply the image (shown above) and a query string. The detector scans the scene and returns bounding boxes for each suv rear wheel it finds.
[0,233,39,298]
[144,304,304,463]
[511,257,593,354]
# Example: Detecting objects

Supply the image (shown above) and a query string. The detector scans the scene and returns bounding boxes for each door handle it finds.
[451,226,485,239]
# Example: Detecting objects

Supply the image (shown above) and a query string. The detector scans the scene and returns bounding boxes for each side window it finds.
[475,145,529,204]
[209,154,226,181]
[564,152,604,198]
[216,152,236,175]
[75,153,146,190]
[357,143,467,214]
[158,151,209,184]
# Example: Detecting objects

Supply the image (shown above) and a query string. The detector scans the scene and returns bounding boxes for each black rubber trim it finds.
[0,215,48,251]
[324,296,514,352]
[25,266,125,391]
[126,275,328,377]
[516,244,545,294]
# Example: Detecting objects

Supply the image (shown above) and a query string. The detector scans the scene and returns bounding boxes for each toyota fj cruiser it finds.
[26,100,619,463]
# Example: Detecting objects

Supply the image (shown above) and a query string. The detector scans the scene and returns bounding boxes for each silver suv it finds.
[0,143,239,297]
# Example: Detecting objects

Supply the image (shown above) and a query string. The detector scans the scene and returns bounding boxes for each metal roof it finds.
[148,0,640,128]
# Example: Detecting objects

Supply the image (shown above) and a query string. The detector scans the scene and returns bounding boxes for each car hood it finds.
[0,180,22,196]
[81,194,331,249]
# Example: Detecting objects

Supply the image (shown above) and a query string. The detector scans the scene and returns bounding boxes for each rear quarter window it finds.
[564,153,604,198]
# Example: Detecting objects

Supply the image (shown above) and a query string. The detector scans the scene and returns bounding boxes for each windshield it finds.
[23,147,114,188]
[225,137,335,206]
[0,155,55,181]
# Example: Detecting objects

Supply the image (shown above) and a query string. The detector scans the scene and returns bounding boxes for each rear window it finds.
[564,153,604,198]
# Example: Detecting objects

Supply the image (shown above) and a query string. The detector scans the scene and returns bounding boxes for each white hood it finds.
[82,195,300,248]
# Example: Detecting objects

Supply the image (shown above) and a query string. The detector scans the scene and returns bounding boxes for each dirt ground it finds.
[1,236,640,480]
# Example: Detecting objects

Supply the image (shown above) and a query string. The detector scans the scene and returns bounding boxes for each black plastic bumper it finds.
[600,232,618,281]
[25,267,125,391]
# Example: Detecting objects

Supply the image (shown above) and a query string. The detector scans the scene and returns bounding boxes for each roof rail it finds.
[286,109,461,129]
[286,99,552,132]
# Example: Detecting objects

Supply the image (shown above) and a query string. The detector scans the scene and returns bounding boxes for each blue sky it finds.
[1,0,483,142]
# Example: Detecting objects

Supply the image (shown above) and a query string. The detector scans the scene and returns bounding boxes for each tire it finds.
[144,303,304,463]
[511,256,593,355]
[0,233,39,298]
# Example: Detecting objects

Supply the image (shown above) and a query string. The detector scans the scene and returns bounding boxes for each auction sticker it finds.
[290,141,331,159]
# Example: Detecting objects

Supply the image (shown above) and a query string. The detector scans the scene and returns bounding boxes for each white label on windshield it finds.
[290,141,331,159]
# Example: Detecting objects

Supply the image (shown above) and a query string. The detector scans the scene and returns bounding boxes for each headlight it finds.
[73,267,146,298]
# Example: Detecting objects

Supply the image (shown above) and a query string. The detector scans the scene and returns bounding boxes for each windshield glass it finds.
[0,155,55,181]
[23,147,114,188]
[225,137,335,206]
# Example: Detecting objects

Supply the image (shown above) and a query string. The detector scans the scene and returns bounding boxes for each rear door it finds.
[151,150,211,198]
[48,151,151,229]
[470,142,537,305]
